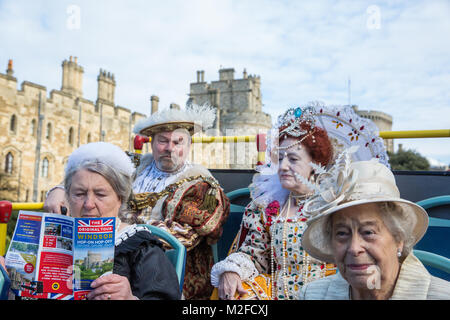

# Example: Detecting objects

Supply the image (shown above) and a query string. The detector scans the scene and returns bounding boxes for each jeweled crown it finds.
[277,106,317,139]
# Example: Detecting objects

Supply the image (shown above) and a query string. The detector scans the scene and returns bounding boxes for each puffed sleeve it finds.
[235,202,271,273]
[157,179,230,250]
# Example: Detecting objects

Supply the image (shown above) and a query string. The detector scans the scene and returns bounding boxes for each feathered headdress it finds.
[250,101,390,209]
[133,103,216,137]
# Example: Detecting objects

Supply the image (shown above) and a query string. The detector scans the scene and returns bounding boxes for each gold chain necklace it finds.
[128,174,220,211]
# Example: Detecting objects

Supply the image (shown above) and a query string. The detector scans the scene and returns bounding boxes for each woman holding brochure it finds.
[64,142,180,300]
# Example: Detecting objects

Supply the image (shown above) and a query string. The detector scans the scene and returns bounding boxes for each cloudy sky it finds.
[1,0,449,165]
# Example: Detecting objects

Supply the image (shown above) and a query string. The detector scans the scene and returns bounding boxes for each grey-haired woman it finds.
[299,159,450,300]
[64,142,180,300]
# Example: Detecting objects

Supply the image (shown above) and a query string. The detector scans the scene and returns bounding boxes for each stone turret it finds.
[189,67,272,169]
[218,68,235,81]
[6,59,14,77]
[97,68,116,105]
[196,70,205,83]
[61,56,83,97]
[150,95,159,114]
[189,67,271,135]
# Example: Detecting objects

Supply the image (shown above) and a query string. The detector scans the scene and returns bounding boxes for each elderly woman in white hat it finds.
[64,142,180,300]
[298,154,450,300]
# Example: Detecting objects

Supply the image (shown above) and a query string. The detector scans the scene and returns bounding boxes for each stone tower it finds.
[97,69,116,105]
[189,67,272,135]
[61,56,83,97]
[189,68,272,169]
[150,95,159,114]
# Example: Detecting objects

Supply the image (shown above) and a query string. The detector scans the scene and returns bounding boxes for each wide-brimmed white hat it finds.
[133,104,216,137]
[301,156,428,263]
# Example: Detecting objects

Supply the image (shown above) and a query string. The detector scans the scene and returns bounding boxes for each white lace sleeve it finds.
[210,252,259,287]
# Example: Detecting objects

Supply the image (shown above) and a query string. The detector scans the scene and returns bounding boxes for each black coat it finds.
[113,229,181,300]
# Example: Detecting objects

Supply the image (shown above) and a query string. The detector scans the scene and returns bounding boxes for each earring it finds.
[397,248,402,258]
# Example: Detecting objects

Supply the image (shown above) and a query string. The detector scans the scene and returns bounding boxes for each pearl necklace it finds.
[276,130,315,151]
[270,222,276,299]
[270,193,308,300]
[281,200,290,299]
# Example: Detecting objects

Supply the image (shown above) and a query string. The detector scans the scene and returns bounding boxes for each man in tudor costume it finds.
[44,104,230,300]
[127,105,230,300]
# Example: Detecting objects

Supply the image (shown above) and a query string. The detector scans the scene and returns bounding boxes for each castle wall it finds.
[189,69,272,169]
[0,61,146,202]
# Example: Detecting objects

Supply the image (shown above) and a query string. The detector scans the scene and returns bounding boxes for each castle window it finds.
[42,157,49,178]
[68,127,74,145]
[87,133,91,143]
[5,152,13,174]
[31,119,36,136]
[46,123,52,140]
[10,115,17,133]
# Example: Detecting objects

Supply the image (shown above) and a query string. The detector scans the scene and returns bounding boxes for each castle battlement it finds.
[98,68,116,82]
[0,58,144,118]
[188,67,272,169]
[352,105,393,126]
[356,110,393,123]
[0,57,146,202]
[189,67,271,135]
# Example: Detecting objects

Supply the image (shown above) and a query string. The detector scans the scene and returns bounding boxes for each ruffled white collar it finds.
[249,171,289,209]
[132,160,193,193]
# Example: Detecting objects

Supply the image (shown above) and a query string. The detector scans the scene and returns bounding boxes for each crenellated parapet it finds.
[189,67,272,135]
[0,57,146,202]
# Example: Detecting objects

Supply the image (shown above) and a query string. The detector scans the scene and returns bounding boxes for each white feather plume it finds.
[133,103,216,135]
[310,162,327,175]
[294,172,321,193]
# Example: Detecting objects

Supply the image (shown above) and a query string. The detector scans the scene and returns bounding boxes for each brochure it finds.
[5,211,115,300]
